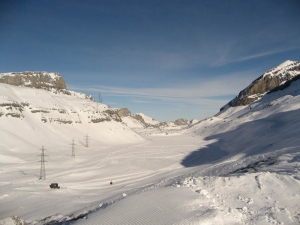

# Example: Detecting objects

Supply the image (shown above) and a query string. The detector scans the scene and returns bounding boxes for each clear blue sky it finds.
[1,0,300,121]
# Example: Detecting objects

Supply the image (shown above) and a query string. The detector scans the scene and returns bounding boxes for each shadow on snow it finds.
[181,109,300,167]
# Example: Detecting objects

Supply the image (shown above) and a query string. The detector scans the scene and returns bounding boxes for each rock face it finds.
[0,71,66,90]
[133,114,150,127]
[117,108,131,117]
[174,118,190,126]
[220,60,300,111]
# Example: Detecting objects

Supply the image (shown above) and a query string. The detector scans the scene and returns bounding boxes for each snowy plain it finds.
[1,77,300,224]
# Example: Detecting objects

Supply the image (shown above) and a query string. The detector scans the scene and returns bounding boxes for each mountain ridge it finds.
[220,60,300,112]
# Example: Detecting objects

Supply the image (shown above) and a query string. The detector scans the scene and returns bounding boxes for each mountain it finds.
[1,66,300,224]
[0,71,191,147]
[0,82,146,150]
[220,60,300,112]
[129,113,190,129]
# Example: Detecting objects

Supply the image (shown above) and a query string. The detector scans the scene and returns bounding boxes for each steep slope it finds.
[220,60,300,111]
[186,66,300,170]
[0,83,144,149]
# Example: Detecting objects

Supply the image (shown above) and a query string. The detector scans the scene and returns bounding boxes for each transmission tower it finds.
[96,93,102,113]
[37,146,48,180]
[71,138,76,157]
[85,134,90,148]
[99,93,102,103]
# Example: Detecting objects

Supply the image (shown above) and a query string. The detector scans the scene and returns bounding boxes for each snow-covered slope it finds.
[85,76,299,225]
[76,69,300,225]
[1,65,300,225]
[0,83,144,148]
[135,113,160,125]
[75,68,300,225]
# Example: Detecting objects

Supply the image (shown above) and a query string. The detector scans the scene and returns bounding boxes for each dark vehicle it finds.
[49,183,60,189]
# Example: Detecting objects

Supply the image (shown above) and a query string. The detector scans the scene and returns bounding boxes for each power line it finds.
[37,146,48,180]
[97,93,102,112]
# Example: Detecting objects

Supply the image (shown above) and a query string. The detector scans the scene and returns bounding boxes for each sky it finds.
[1,0,300,122]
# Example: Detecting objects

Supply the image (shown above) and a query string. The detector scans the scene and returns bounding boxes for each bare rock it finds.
[117,108,131,117]
[0,71,66,90]
[174,118,190,126]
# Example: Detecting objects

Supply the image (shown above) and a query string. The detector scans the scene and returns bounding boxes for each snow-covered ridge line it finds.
[220,60,300,112]
[0,71,60,79]
[263,60,300,78]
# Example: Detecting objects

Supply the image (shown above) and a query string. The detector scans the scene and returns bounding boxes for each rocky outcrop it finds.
[0,71,94,101]
[0,216,27,225]
[133,114,149,127]
[174,118,190,126]
[220,60,300,111]
[91,108,131,123]
[0,71,66,90]
[117,108,131,117]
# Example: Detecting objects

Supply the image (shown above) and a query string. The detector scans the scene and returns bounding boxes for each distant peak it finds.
[278,60,296,68]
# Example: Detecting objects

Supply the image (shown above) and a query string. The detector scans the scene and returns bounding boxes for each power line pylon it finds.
[96,93,102,112]
[99,93,102,103]
[85,134,90,148]
[71,138,76,157]
[37,146,48,180]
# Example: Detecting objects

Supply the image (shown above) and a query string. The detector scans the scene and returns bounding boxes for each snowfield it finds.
[1,77,300,224]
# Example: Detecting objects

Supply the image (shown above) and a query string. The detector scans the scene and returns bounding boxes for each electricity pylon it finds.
[99,93,102,103]
[96,93,102,112]
[37,146,48,180]
[71,138,76,157]
[85,134,90,148]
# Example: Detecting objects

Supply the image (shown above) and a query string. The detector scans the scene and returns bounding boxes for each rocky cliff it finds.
[0,71,95,101]
[0,71,66,90]
[220,60,300,111]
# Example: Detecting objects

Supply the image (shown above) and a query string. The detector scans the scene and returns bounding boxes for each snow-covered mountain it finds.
[133,113,160,126]
[0,71,192,133]
[220,60,300,112]
[0,82,146,152]
[129,113,190,129]
[1,64,300,225]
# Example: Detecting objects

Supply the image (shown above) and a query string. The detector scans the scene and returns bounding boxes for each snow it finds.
[135,113,160,125]
[190,119,199,125]
[1,77,300,224]
[0,72,60,79]
[277,59,295,68]
[263,60,300,78]
[121,116,145,129]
